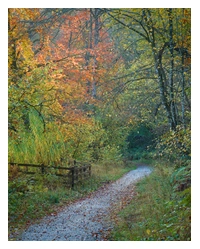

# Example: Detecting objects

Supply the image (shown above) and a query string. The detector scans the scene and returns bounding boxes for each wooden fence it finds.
[8,161,91,188]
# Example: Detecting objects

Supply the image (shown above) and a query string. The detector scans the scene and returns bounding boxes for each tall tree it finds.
[104,8,191,130]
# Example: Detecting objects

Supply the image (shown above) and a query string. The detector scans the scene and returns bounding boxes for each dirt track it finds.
[20,165,152,241]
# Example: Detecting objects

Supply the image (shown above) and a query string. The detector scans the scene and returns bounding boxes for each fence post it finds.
[71,167,75,189]
[74,160,78,184]
[89,164,91,177]
[41,164,45,174]
[76,166,78,183]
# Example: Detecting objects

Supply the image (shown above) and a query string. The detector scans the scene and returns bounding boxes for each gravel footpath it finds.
[20,165,152,241]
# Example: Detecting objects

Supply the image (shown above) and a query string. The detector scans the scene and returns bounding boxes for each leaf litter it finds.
[19,165,152,241]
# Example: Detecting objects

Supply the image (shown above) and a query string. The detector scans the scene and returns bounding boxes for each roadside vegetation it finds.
[110,160,190,241]
[8,160,136,240]
[110,128,191,241]
[8,8,191,241]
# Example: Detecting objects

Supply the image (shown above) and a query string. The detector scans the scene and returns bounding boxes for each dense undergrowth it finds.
[8,124,191,241]
[8,160,136,240]
[8,8,191,242]
[110,160,191,241]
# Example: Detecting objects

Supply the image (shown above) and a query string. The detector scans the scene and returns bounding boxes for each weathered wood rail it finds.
[8,161,91,188]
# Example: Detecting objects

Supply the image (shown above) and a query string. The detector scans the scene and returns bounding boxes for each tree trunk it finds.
[168,8,177,130]
[91,8,100,98]
[68,20,73,50]
[143,8,177,131]
[84,10,93,94]
[153,52,173,130]
[181,52,186,128]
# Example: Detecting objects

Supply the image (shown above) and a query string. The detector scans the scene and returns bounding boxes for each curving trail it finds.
[20,165,152,241]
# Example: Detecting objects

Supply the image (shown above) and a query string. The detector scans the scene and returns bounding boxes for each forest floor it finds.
[18,165,152,241]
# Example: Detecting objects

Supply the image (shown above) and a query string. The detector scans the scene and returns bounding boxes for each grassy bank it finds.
[8,160,136,240]
[109,160,191,241]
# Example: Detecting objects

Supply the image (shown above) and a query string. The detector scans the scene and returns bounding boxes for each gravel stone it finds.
[20,165,152,241]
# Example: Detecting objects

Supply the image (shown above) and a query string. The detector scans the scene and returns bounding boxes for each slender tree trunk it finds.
[68,20,73,50]
[181,52,186,129]
[143,8,176,130]
[91,8,100,98]
[153,51,173,129]
[89,9,93,49]
[84,10,93,94]
[94,9,100,46]
[180,8,187,129]
[168,8,177,130]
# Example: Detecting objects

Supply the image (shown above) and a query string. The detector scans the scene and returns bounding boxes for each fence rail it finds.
[8,161,91,188]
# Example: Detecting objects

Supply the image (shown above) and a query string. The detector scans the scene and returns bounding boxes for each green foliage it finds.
[127,124,154,149]
[170,163,191,192]
[9,109,66,165]
[110,162,191,241]
[106,8,191,132]
[9,107,128,165]
[155,125,191,164]
[89,105,130,162]
[8,8,191,241]
[8,161,133,240]
[125,123,156,160]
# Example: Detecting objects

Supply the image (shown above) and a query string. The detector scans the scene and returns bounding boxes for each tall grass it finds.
[8,109,127,166]
[110,161,191,241]
[8,110,68,165]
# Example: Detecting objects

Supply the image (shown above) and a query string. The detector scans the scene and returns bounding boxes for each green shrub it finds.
[110,162,191,241]
[155,125,191,164]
